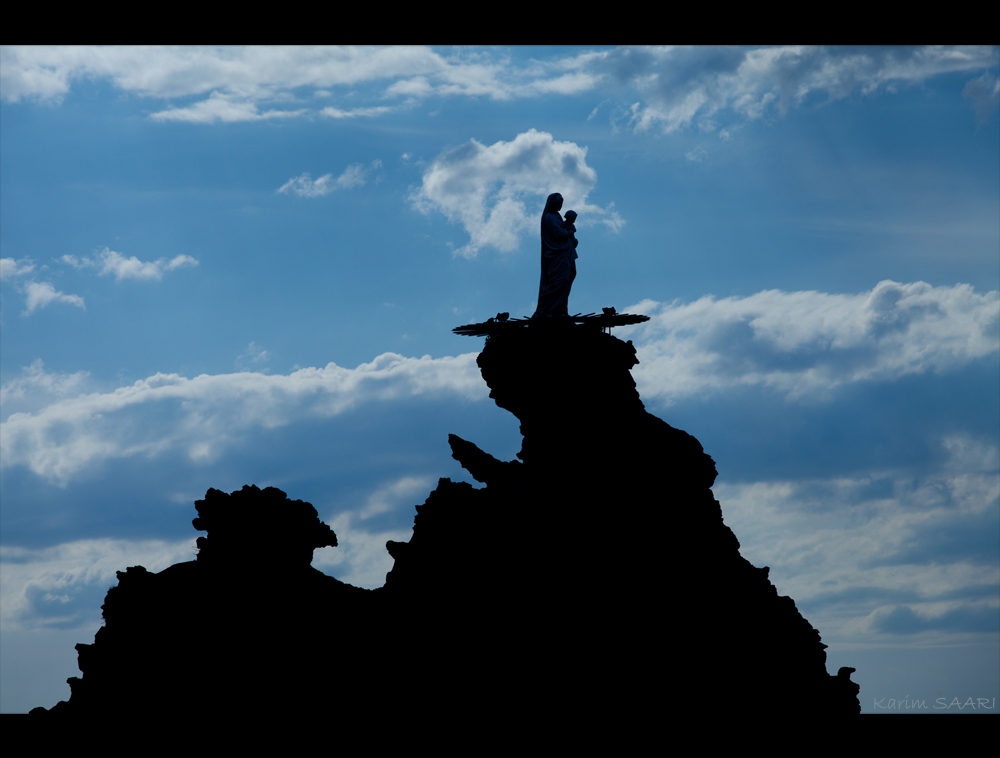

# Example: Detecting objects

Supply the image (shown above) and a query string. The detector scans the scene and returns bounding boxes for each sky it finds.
[1,45,998,715]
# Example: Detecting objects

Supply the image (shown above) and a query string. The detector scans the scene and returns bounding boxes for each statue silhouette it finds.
[532,193,578,318]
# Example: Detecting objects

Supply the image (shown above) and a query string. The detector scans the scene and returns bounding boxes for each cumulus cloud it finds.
[3,259,86,317]
[716,434,999,642]
[1,352,486,484]
[278,160,381,197]
[411,129,623,258]
[0,257,36,280]
[62,248,198,281]
[22,282,85,315]
[621,280,1000,403]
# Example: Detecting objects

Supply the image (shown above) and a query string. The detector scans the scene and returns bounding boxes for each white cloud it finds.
[0,537,197,630]
[278,160,381,197]
[1,352,487,484]
[411,129,623,258]
[313,513,413,590]
[0,257,35,280]
[320,105,393,118]
[278,173,336,198]
[584,45,1000,133]
[8,280,993,484]
[356,475,434,520]
[61,248,198,281]
[685,146,707,162]
[621,280,1000,403]
[235,341,270,368]
[715,434,999,643]
[384,77,433,99]
[521,71,603,96]
[100,249,197,280]
[0,46,445,104]
[22,281,85,315]
[0,360,90,418]
[4,46,995,131]
[963,70,1000,125]
[311,474,435,588]
[149,90,306,124]
[0,46,471,122]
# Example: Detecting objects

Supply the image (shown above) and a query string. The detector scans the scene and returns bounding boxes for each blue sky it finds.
[2,46,998,715]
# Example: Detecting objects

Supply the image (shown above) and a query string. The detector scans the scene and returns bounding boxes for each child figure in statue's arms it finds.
[564,210,579,259]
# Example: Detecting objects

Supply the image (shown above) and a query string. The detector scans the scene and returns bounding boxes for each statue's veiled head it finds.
[543,193,564,214]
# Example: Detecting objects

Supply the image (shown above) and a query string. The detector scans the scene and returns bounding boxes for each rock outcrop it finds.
[31,321,859,725]
[32,485,383,722]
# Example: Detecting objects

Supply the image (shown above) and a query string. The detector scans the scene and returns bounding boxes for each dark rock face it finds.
[389,324,860,718]
[32,324,859,724]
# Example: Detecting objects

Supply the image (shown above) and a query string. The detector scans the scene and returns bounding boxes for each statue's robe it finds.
[532,212,578,318]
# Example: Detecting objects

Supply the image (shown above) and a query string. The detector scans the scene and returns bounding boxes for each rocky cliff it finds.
[31,321,859,725]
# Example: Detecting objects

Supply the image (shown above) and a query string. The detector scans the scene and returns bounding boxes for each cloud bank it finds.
[411,129,622,258]
[1,352,486,484]
[4,281,995,485]
[4,46,994,129]
[0,360,90,412]
[592,46,1000,134]
[718,433,999,642]
[622,280,1000,403]
[0,538,198,631]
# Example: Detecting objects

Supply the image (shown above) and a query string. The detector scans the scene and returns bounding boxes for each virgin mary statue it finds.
[531,193,577,318]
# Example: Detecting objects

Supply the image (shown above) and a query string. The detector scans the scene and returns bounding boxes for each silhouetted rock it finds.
[192,484,338,567]
[31,323,859,727]
[386,324,860,718]
[31,486,376,724]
